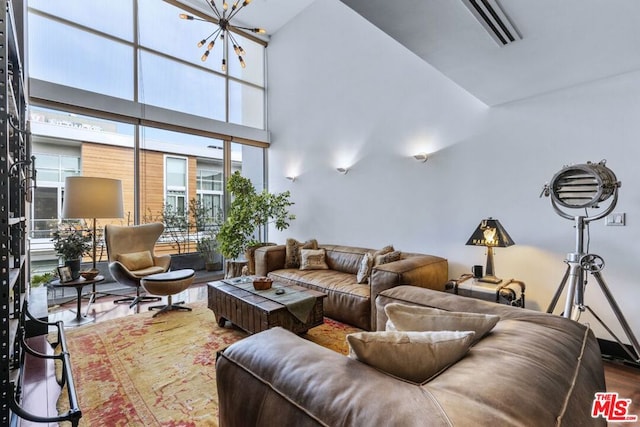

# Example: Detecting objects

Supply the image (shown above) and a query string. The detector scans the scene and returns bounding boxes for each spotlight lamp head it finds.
[543,160,621,221]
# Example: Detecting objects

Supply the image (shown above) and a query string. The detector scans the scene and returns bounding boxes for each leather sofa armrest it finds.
[216,327,444,426]
[369,254,448,329]
[254,245,286,277]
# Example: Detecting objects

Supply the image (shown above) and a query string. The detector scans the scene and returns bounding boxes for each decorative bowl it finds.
[253,276,273,290]
[80,269,100,280]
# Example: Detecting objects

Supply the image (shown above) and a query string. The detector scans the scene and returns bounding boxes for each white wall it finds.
[266,0,640,345]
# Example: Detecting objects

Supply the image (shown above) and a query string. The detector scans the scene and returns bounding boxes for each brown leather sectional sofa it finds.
[254,244,448,330]
[216,286,606,426]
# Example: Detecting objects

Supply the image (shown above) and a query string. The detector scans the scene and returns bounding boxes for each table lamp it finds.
[466,217,514,284]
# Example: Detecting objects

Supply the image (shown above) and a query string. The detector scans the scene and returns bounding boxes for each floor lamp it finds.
[62,176,124,310]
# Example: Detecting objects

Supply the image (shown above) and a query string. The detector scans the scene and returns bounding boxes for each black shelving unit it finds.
[0,1,80,425]
[1,0,30,424]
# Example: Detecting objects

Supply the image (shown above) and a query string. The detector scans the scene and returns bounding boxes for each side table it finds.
[52,275,104,326]
[445,274,525,308]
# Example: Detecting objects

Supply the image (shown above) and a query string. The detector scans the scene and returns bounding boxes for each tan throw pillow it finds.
[374,250,401,266]
[285,238,318,268]
[372,245,394,260]
[299,249,329,270]
[356,252,374,284]
[384,303,500,344]
[347,330,475,383]
[118,250,154,271]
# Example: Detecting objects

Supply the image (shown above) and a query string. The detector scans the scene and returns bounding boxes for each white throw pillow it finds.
[356,252,374,284]
[384,303,500,343]
[347,330,475,383]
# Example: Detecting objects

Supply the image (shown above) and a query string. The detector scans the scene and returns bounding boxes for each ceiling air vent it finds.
[461,0,521,46]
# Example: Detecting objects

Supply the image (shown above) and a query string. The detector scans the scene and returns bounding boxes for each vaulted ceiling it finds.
[339,0,640,106]
[183,0,640,106]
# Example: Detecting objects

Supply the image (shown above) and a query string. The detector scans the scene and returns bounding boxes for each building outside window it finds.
[30,152,81,240]
[165,156,188,215]
[196,165,224,227]
[26,2,270,284]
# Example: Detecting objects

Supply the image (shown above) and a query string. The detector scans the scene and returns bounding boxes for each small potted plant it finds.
[51,224,92,280]
[197,234,222,271]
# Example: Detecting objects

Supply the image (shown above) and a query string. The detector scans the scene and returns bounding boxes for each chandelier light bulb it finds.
[207,41,215,50]
[221,59,227,72]
[253,28,266,34]
[239,56,246,68]
[223,1,228,10]
[179,13,193,20]
[201,51,210,62]
[233,44,241,56]
[198,39,206,48]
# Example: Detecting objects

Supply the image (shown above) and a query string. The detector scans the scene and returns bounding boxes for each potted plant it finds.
[51,224,92,280]
[217,171,295,275]
[197,234,222,271]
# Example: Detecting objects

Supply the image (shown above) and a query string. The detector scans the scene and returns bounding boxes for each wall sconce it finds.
[336,167,349,175]
[413,153,428,163]
[286,176,297,182]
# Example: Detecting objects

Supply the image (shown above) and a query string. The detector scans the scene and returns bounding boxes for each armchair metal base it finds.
[148,295,192,317]
[113,292,161,309]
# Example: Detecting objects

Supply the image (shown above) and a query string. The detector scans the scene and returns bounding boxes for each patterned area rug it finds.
[57,301,361,426]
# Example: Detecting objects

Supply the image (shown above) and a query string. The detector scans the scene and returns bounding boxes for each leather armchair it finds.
[104,222,171,307]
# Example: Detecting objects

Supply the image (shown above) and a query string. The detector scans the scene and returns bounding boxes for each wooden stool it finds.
[141,269,195,317]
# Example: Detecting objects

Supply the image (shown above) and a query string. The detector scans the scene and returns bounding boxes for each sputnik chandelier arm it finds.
[179,0,266,71]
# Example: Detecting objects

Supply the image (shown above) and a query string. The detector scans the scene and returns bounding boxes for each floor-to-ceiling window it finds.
[27,1,269,280]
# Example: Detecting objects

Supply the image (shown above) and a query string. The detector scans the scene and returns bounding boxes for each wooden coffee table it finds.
[207,279,326,334]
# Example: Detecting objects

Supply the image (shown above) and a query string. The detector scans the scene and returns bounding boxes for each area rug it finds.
[57,301,362,426]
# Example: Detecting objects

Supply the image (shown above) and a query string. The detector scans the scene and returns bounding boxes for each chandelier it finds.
[179,0,265,71]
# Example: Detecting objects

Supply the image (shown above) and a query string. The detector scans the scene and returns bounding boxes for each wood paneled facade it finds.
[81,142,204,229]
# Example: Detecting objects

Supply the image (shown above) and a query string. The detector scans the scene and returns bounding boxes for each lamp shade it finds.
[62,176,124,219]
[466,218,514,248]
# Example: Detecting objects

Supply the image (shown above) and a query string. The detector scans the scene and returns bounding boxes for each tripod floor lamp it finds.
[62,176,124,309]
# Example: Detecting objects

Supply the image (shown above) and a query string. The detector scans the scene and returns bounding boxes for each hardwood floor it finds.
[18,282,640,426]
[602,361,640,424]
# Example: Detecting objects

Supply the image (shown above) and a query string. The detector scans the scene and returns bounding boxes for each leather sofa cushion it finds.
[269,269,370,330]
[130,265,167,278]
[269,270,369,299]
[322,245,370,274]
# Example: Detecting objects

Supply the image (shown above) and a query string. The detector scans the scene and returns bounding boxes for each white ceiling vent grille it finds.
[461,0,521,46]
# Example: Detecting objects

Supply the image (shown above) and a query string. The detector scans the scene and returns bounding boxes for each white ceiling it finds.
[182,0,640,107]
[178,0,316,38]
[338,0,640,106]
